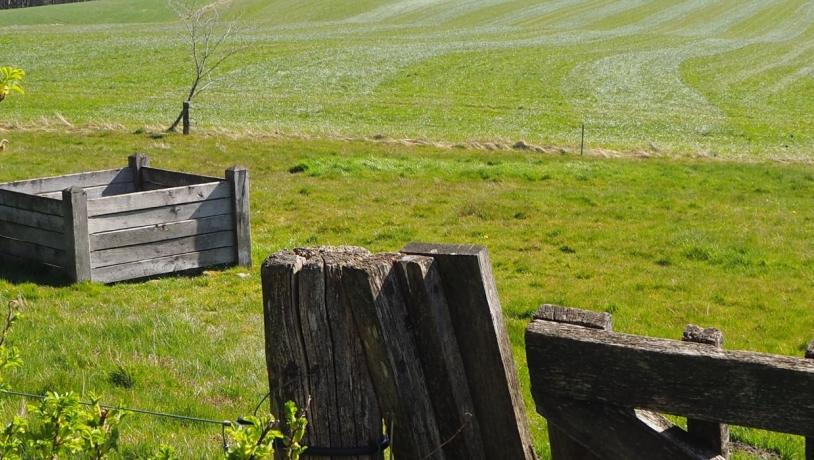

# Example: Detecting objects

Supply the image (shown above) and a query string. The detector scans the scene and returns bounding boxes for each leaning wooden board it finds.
[0,155,251,283]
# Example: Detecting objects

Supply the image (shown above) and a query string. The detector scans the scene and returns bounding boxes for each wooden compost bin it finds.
[0,154,250,283]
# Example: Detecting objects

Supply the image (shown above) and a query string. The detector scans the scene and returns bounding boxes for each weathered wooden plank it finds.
[62,187,91,282]
[682,325,729,458]
[262,247,383,459]
[0,235,65,267]
[525,318,814,437]
[91,246,235,283]
[128,153,150,191]
[0,168,133,195]
[87,198,232,234]
[89,215,234,251]
[0,204,63,232]
[0,220,64,250]
[394,255,485,460]
[38,182,136,200]
[141,167,222,188]
[0,189,63,216]
[539,396,724,460]
[225,167,251,267]
[401,243,537,460]
[341,253,444,459]
[86,181,228,217]
[534,304,608,460]
[90,230,234,268]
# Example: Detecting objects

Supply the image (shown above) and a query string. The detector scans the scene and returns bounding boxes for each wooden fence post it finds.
[401,243,538,460]
[806,340,814,460]
[682,325,729,458]
[262,247,383,460]
[226,166,251,267]
[534,305,609,460]
[62,186,91,282]
[128,153,149,191]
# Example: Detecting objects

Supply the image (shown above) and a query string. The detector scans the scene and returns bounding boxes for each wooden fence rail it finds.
[526,304,814,459]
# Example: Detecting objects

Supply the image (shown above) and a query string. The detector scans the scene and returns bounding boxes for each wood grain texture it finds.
[526,319,814,436]
[141,167,222,188]
[0,204,64,232]
[539,397,724,460]
[807,340,814,460]
[62,187,91,282]
[262,247,383,459]
[86,181,228,217]
[682,325,729,458]
[0,169,133,195]
[394,255,485,460]
[128,153,150,191]
[38,182,136,200]
[91,246,235,283]
[90,230,234,268]
[0,189,63,216]
[87,198,232,234]
[89,216,233,251]
[401,242,537,460]
[0,235,65,267]
[534,304,609,460]
[0,220,64,250]
[225,167,251,267]
[341,253,444,460]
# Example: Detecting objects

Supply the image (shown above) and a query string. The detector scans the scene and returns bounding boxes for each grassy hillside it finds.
[0,0,813,158]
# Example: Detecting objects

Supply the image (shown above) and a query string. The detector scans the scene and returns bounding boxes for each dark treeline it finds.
[1,0,89,9]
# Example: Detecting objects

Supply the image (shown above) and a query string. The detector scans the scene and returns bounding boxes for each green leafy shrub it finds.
[0,67,25,103]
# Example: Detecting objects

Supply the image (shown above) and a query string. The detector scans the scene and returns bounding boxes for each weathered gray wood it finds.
[89,216,234,251]
[534,304,608,460]
[86,181,228,217]
[91,246,235,283]
[401,242,537,460]
[394,255,485,460]
[128,153,150,191]
[534,304,612,330]
[341,253,444,460]
[38,182,136,200]
[0,235,65,267]
[87,198,232,234]
[225,167,251,267]
[539,397,724,460]
[682,325,729,458]
[0,204,64,232]
[262,247,382,460]
[141,167,222,188]
[807,340,814,460]
[62,187,91,282]
[0,189,63,216]
[0,220,64,250]
[90,230,234,268]
[525,318,814,437]
[0,168,133,195]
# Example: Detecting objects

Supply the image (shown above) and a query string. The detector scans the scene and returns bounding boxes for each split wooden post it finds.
[534,305,609,460]
[225,166,251,267]
[128,153,149,191]
[682,325,729,458]
[401,243,537,460]
[62,186,91,282]
[806,340,814,460]
[262,247,383,459]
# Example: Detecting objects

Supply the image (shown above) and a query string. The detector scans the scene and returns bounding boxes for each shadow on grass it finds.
[0,259,70,287]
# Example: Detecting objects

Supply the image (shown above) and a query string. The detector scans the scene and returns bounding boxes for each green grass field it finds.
[1,0,814,458]
[0,130,812,458]
[1,0,813,158]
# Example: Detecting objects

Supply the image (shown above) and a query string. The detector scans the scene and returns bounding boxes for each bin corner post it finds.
[226,166,251,267]
[62,186,91,282]
[128,153,150,191]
